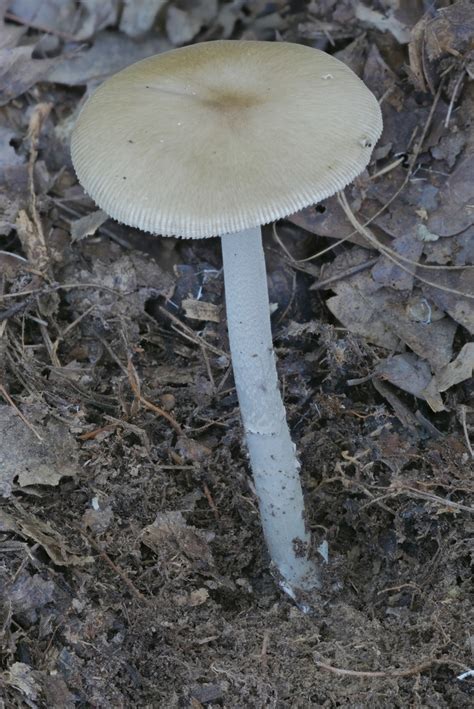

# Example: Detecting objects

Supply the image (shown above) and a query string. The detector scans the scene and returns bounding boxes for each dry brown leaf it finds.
[182,298,220,323]
[0,506,93,566]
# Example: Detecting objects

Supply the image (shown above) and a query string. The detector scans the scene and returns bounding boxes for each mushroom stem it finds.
[221,227,320,593]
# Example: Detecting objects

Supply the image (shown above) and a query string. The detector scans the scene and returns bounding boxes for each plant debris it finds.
[0,1,472,706]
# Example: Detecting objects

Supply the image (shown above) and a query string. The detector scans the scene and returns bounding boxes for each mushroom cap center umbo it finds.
[72,40,383,239]
[200,89,261,113]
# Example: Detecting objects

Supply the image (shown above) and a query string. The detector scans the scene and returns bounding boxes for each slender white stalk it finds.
[221,227,320,592]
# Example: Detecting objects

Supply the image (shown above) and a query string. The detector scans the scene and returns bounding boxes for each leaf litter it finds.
[0,1,472,706]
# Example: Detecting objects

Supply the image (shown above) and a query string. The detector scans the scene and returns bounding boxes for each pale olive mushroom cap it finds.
[72,40,382,238]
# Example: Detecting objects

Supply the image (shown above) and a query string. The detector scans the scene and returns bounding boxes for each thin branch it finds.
[314,656,468,678]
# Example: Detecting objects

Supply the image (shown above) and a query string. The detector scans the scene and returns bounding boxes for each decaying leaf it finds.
[433,342,474,393]
[423,0,474,64]
[422,268,474,335]
[388,302,457,371]
[7,0,78,38]
[321,246,459,369]
[70,209,108,242]
[375,353,432,399]
[0,250,29,278]
[0,406,79,498]
[141,510,214,569]
[74,0,120,41]
[422,343,474,412]
[290,194,369,248]
[3,662,41,701]
[0,505,93,566]
[371,231,424,292]
[182,298,220,323]
[1,569,56,621]
[326,286,400,350]
[120,0,168,38]
[355,2,411,44]
[427,143,474,237]
[0,43,57,106]
[47,31,170,86]
[64,251,174,341]
[408,0,474,93]
[166,0,218,46]
[8,0,120,41]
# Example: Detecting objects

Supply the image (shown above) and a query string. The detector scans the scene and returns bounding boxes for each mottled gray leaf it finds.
[375,353,432,398]
[47,31,170,86]
[427,144,474,236]
[0,406,79,497]
[0,45,57,106]
[120,0,168,38]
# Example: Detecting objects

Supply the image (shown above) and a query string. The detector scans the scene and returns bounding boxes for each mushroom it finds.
[72,40,382,596]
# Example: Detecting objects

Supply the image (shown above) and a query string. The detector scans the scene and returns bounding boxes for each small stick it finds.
[99,337,182,434]
[444,69,465,128]
[78,527,149,603]
[260,629,270,668]
[0,384,43,441]
[460,405,473,459]
[126,357,182,434]
[314,656,468,678]
[158,305,226,357]
[202,482,219,520]
[311,257,379,290]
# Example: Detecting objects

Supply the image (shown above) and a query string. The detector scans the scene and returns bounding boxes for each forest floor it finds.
[0,1,473,707]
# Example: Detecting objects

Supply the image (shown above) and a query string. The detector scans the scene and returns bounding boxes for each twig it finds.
[377,582,421,596]
[0,384,43,441]
[369,156,405,180]
[78,527,149,603]
[60,304,96,338]
[311,257,379,290]
[260,629,271,668]
[39,322,61,368]
[0,301,30,321]
[202,482,219,520]
[275,268,297,326]
[0,282,128,301]
[199,342,216,392]
[460,405,473,459]
[402,485,474,514]
[444,69,466,128]
[314,656,468,678]
[25,104,53,275]
[360,483,473,514]
[158,305,226,357]
[99,337,182,434]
